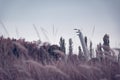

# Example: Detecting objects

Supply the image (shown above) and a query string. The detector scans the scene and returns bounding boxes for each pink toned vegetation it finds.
[0,36,120,80]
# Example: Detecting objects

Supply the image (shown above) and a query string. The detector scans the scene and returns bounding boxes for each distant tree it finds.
[103,34,110,47]
[69,38,73,55]
[84,36,87,47]
[59,37,66,54]
[78,46,82,56]
[90,41,93,59]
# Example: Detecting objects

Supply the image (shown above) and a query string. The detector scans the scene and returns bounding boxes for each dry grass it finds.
[0,36,120,80]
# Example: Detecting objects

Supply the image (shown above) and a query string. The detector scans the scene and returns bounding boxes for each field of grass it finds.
[0,36,120,80]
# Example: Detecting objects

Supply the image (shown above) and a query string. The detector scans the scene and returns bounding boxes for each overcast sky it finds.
[0,0,120,53]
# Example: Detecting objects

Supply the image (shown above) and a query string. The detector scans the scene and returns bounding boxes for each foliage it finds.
[0,36,120,80]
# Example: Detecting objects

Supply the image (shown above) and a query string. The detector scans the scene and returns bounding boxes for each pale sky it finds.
[0,0,120,53]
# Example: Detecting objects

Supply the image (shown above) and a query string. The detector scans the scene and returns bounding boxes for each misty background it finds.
[0,0,120,53]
